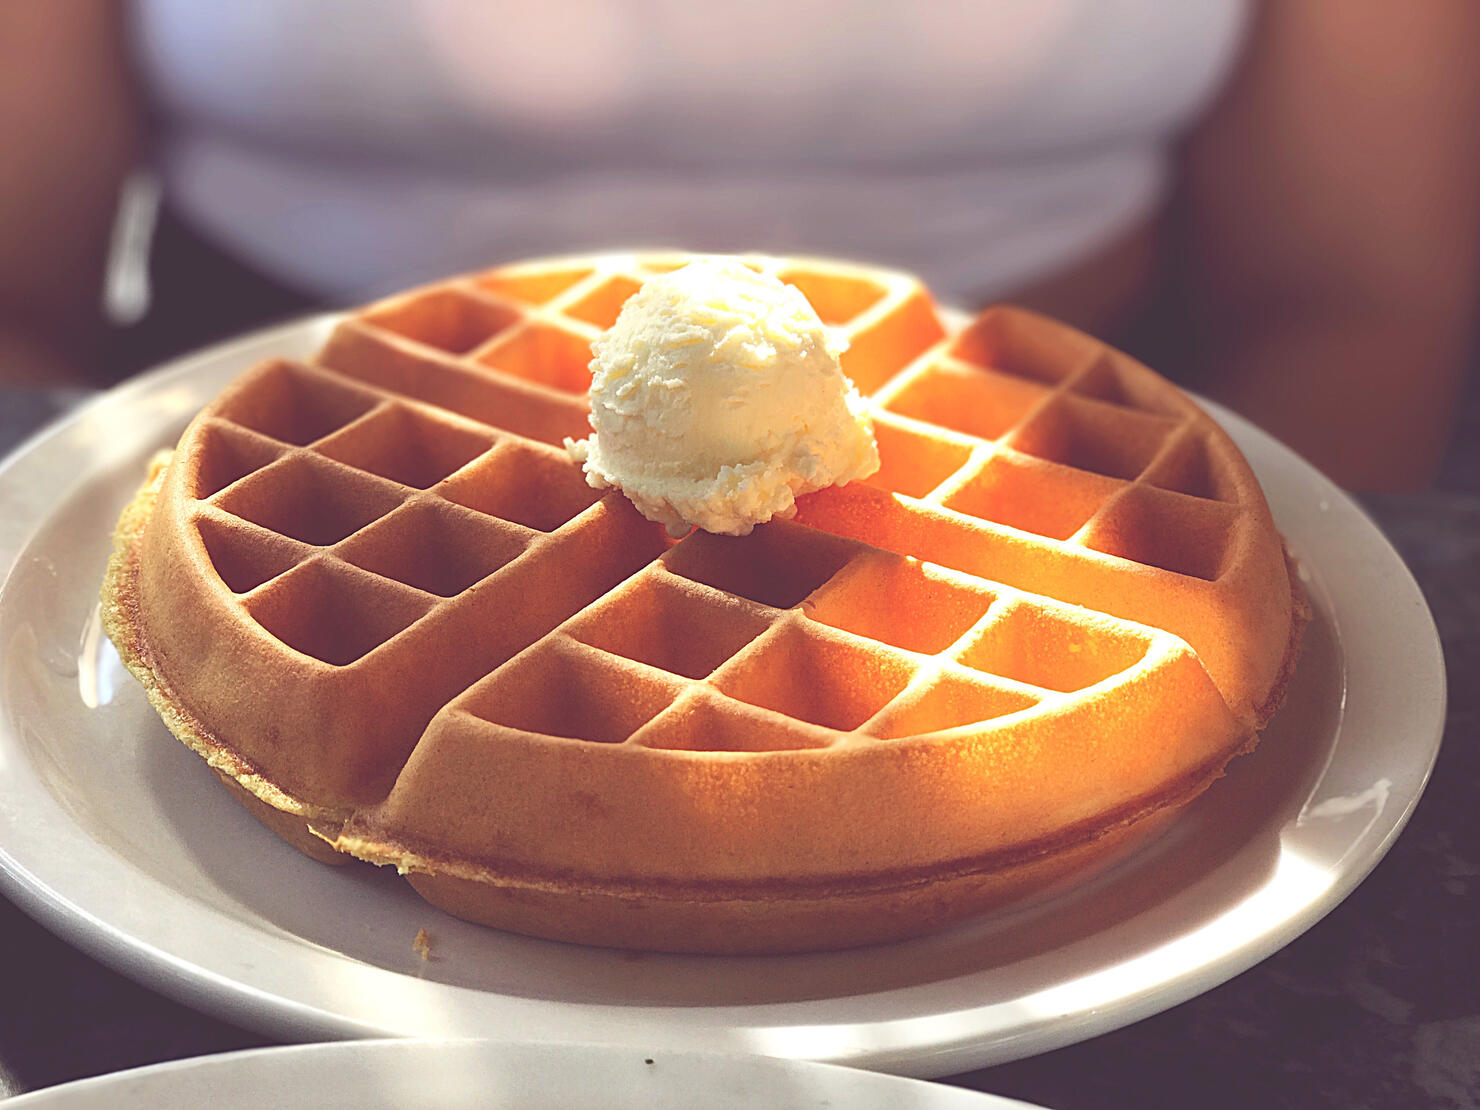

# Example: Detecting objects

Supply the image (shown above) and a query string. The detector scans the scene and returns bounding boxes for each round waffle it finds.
[101,252,1306,953]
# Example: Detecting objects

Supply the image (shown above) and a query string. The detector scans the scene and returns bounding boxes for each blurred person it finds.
[1,0,1477,490]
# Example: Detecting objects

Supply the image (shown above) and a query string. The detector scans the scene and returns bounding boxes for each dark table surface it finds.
[2,384,1477,1109]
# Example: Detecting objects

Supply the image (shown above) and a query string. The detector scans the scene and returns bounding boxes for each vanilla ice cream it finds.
[565,258,880,537]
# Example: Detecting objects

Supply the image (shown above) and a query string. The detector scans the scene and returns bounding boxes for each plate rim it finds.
[0,1038,1044,1109]
[0,314,1446,1078]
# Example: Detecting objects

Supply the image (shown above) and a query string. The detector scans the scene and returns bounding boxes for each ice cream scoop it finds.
[565,257,880,537]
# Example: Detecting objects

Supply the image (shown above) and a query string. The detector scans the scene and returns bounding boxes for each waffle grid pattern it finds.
[856,312,1251,583]
[463,534,1167,753]
[169,255,1273,773]
[190,372,615,667]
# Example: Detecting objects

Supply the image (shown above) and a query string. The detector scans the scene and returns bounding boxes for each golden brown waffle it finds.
[102,252,1305,954]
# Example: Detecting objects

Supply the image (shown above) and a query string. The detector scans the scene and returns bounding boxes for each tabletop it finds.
[1,384,1476,1109]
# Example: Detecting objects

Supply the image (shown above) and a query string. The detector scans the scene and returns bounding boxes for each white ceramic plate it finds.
[2,1040,1043,1109]
[0,318,1444,1078]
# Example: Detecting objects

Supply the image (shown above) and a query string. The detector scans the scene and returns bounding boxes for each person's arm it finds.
[1179,0,1480,490]
[0,0,139,386]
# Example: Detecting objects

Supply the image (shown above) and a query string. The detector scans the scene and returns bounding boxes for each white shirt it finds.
[133,0,1248,305]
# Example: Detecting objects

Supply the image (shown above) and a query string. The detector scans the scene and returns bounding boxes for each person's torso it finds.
[134,0,1249,304]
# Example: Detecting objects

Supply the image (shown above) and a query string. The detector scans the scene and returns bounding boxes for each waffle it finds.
[101,252,1306,954]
